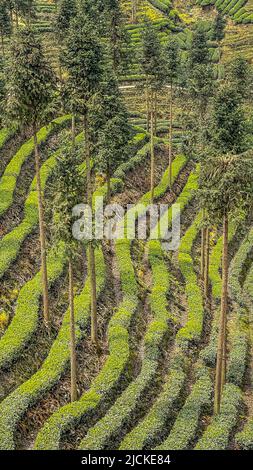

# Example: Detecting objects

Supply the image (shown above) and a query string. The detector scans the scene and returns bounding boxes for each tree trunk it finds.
[88,243,98,345]
[71,115,76,149]
[15,10,18,28]
[154,91,157,136]
[146,81,150,133]
[33,128,50,328]
[150,89,155,204]
[214,213,228,414]
[201,210,206,281]
[201,227,206,281]
[69,259,77,402]
[106,161,111,203]
[169,82,173,187]
[1,34,4,56]
[111,16,117,73]
[204,227,210,299]
[84,113,98,347]
[131,0,137,23]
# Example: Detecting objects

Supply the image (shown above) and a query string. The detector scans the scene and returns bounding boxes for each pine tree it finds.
[91,74,132,201]
[51,142,84,402]
[55,0,77,37]
[6,28,55,328]
[227,56,252,99]
[63,14,103,348]
[189,25,209,67]
[0,0,11,55]
[209,84,247,155]
[18,0,36,26]
[211,12,226,42]
[104,0,131,74]
[140,21,165,203]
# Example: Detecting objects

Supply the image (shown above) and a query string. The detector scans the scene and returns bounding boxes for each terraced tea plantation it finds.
[0,0,253,453]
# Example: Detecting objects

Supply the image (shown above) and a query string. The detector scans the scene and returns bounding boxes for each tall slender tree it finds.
[188,24,214,282]
[6,28,55,328]
[140,21,165,203]
[55,0,76,36]
[200,150,253,413]
[227,56,252,99]
[55,0,77,120]
[200,79,250,412]
[189,25,209,68]
[164,36,180,187]
[91,74,132,201]
[104,0,131,74]
[211,11,226,42]
[51,142,84,402]
[63,14,103,348]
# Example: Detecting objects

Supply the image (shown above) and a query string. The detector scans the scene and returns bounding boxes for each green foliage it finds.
[156,367,212,450]
[55,0,77,38]
[227,56,252,98]
[208,84,248,154]
[0,115,71,218]
[91,74,132,177]
[78,239,174,450]
[0,246,106,450]
[119,355,186,450]
[199,151,253,223]
[196,383,243,450]
[104,0,132,73]
[63,14,103,115]
[177,212,205,349]
[0,126,15,148]
[140,20,165,90]
[0,0,12,46]
[51,142,84,259]
[164,35,180,84]
[211,12,226,41]
[189,25,210,67]
[33,154,187,449]
[6,27,55,128]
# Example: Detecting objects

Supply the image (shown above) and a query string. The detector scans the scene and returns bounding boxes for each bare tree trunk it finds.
[1,34,4,56]
[33,127,50,328]
[84,113,98,347]
[204,227,210,299]
[71,114,75,149]
[69,259,77,402]
[146,81,150,133]
[169,82,173,187]
[106,161,111,203]
[150,89,155,204]
[214,213,228,414]
[201,210,206,281]
[131,0,137,23]
[88,244,98,345]
[15,10,18,28]
[154,91,157,136]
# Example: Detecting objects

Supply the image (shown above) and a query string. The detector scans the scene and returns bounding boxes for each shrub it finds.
[196,383,243,450]
[156,367,212,450]
[0,115,71,217]
[34,155,189,450]
[119,353,187,450]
